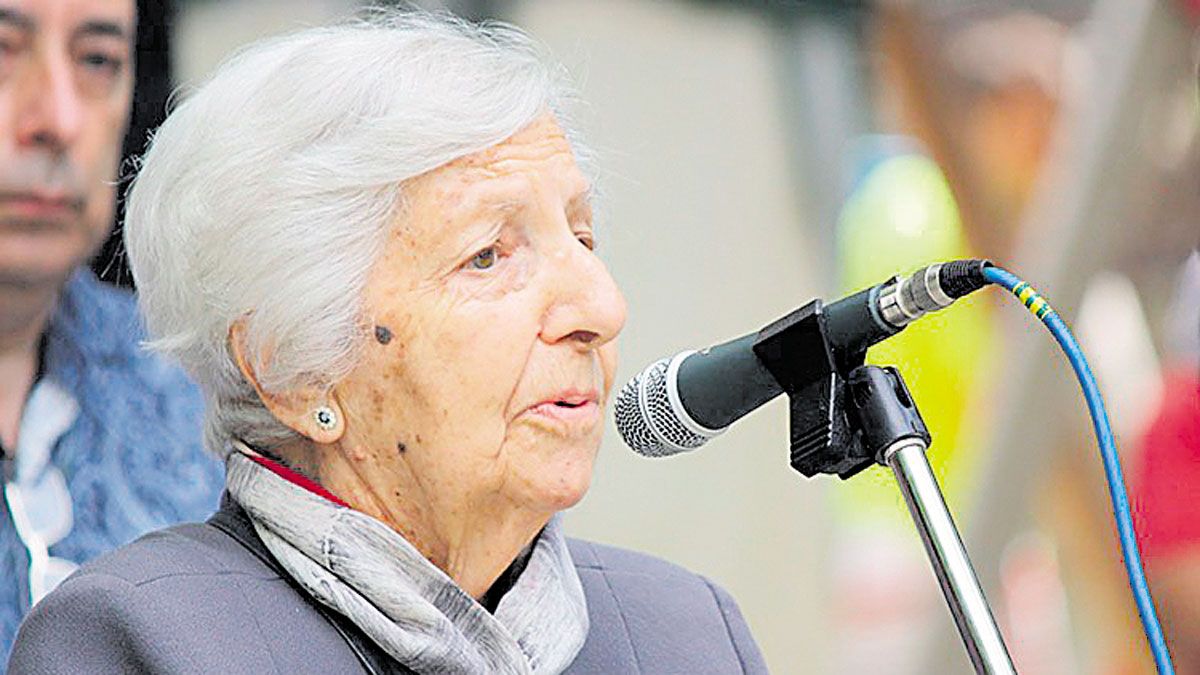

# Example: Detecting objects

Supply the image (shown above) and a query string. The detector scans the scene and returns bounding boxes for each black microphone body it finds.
[675,286,895,431]
[615,260,991,459]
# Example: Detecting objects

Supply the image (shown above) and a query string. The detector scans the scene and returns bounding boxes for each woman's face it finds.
[334,115,626,518]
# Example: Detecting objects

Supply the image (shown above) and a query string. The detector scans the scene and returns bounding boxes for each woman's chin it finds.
[521,451,596,513]
[542,476,592,512]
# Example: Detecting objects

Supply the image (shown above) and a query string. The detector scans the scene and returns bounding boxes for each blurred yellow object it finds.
[833,147,997,524]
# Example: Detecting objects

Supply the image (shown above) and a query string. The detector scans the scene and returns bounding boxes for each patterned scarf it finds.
[225,449,589,674]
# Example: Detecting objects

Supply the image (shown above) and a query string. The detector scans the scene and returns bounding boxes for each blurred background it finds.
[99,0,1200,672]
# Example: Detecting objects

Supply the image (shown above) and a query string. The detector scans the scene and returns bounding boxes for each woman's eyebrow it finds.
[487,198,522,215]
[450,176,526,218]
[566,186,594,218]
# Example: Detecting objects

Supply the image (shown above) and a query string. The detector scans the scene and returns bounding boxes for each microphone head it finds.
[613,352,724,457]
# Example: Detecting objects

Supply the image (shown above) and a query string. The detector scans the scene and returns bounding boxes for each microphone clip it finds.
[752,300,930,479]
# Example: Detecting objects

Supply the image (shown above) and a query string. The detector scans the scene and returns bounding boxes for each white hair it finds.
[124,9,580,457]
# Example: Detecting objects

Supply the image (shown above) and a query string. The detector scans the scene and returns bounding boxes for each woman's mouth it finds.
[525,394,601,426]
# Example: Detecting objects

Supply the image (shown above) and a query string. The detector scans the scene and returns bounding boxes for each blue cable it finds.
[982,265,1174,674]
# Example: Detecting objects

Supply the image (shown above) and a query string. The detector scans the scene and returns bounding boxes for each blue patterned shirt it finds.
[0,270,224,667]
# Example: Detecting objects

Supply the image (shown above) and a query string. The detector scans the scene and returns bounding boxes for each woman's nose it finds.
[539,240,627,350]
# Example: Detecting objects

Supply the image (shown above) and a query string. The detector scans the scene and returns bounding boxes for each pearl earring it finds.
[314,406,337,431]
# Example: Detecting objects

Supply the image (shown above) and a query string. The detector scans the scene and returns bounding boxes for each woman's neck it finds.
[276,438,550,600]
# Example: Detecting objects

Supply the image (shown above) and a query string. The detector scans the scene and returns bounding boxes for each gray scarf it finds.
[225,449,589,674]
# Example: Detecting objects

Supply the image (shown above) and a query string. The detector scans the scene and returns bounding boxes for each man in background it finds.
[0,0,222,663]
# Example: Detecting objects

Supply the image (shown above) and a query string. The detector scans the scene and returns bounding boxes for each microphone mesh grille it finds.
[614,372,659,454]
[614,357,710,457]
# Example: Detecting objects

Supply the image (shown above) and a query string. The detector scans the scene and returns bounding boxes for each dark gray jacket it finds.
[8,498,768,674]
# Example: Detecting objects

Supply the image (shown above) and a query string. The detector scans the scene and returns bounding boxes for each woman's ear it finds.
[228,319,346,444]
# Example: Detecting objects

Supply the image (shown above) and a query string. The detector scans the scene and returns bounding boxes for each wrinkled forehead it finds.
[440,116,585,194]
[406,117,592,225]
[0,0,135,38]
[445,116,576,170]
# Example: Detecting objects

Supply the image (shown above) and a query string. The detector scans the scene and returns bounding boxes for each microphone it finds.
[614,260,990,457]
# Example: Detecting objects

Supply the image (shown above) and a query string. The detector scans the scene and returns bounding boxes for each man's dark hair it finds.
[92,0,175,288]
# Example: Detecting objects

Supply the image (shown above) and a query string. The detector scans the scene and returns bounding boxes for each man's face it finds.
[0,0,134,294]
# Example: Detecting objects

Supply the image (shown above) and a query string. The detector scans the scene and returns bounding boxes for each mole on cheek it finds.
[396,441,407,454]
[374,325,393,345]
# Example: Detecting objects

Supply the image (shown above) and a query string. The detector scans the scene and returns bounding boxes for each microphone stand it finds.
[886,437,1014,673]
[751,301,1015,674]
[859,368,1014,674]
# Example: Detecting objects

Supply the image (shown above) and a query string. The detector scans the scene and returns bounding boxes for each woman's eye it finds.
[577,233,595,251]
[467,246,498,270]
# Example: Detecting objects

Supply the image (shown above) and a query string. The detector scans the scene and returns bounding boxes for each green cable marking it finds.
[1010,281,1055,321]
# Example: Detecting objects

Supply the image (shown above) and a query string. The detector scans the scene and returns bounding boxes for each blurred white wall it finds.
[175,0,357,86]
[175,1,830,671]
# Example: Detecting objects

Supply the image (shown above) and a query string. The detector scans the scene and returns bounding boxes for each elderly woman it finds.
[7,11,766,675]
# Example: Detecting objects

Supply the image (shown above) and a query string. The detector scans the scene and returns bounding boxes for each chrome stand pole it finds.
[884,439,1016,674]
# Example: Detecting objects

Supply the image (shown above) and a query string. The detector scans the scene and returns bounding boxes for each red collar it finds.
[244,453,350,508]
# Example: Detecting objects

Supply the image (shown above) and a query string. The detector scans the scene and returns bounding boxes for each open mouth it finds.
[526,397,599,424]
